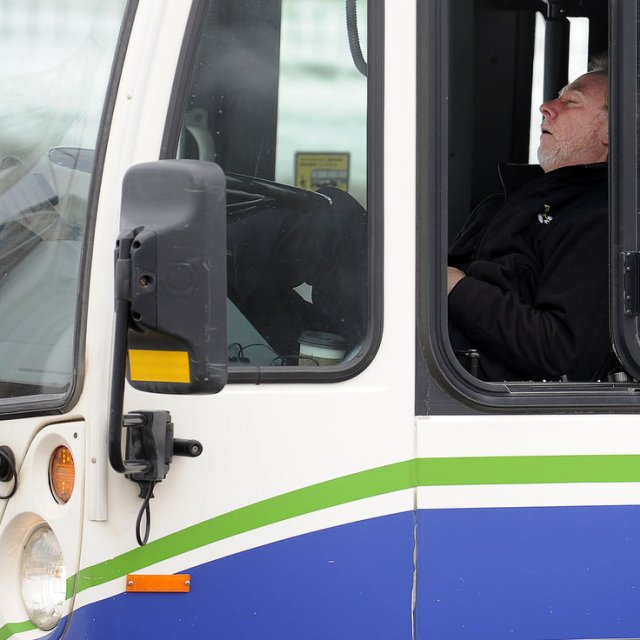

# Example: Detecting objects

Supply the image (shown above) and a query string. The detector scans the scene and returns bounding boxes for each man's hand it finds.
[447,267,465,293]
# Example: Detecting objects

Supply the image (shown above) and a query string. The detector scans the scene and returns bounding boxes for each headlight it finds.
[20,524,66,630]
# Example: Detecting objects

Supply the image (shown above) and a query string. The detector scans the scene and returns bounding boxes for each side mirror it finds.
[115,159,227,394]
[109,160,227,527]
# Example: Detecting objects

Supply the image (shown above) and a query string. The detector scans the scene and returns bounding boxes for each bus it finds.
[1,0,640,638]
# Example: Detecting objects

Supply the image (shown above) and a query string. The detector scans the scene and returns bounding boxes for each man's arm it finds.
[447,209,610,380]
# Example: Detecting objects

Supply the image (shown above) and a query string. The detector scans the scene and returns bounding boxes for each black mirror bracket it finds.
[123,410,203,489]
[109,229,203,545]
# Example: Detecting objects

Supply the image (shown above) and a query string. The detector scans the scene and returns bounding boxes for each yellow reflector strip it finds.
[128,350,191,383]
[126,574,191,593]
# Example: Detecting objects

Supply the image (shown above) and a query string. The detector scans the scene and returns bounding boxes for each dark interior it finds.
[446,0,608,239]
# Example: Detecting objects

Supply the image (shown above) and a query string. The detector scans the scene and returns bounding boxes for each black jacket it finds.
[448,162,611,382]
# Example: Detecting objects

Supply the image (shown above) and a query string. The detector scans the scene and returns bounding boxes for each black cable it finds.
[0,447,17,500]
[239,343,278,358]
[346,0,367,77]
[135,481,156,546]
[229,342,281,365]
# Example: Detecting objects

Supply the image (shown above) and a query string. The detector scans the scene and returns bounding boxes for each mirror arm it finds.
[108,232,149,475]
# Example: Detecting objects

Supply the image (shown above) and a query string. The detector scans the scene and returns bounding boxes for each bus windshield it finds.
[0,1,127,403]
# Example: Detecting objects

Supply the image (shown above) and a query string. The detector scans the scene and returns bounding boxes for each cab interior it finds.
[445,0,608,239]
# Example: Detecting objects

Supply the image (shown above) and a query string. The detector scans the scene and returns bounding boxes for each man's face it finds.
[538,72,608,173]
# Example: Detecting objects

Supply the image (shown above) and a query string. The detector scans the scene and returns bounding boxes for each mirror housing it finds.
[116,160,227,394]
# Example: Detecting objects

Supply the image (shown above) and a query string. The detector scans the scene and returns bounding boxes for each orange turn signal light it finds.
[49,446,75,504]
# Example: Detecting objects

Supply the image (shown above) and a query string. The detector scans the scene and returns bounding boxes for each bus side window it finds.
[417,0,634,406]
[171,0,374,376]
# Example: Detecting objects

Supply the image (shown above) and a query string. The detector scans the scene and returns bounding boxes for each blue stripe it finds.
[416,505,640,639]
[54,505,640,640]
[63,513,415,640]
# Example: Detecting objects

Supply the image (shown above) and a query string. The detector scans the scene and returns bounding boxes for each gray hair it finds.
[588,53,609,110]
[588,53,608,75]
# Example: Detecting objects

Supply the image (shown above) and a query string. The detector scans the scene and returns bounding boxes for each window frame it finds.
[610,0,640,384]
[161,0,384,384]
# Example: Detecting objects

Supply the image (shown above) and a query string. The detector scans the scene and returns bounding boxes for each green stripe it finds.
[0,621,35,640]
[75,454,640,594]
[417,454,640,486]
[75,459,416,594]
[5,454,640,638]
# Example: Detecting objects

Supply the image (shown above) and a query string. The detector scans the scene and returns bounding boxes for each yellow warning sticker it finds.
[295,153,350,192]
[128,350,191,383]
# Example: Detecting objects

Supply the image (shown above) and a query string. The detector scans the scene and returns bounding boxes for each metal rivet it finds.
[128,580,134,586]
[185,580,191,586]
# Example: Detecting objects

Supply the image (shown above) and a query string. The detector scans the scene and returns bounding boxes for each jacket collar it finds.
[498,162,607,197]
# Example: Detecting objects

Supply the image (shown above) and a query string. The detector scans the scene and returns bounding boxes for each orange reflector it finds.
[126,574,191,593]
[49,446,75,504]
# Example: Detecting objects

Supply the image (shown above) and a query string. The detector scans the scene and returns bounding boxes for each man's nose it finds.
[539,99,557,118]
